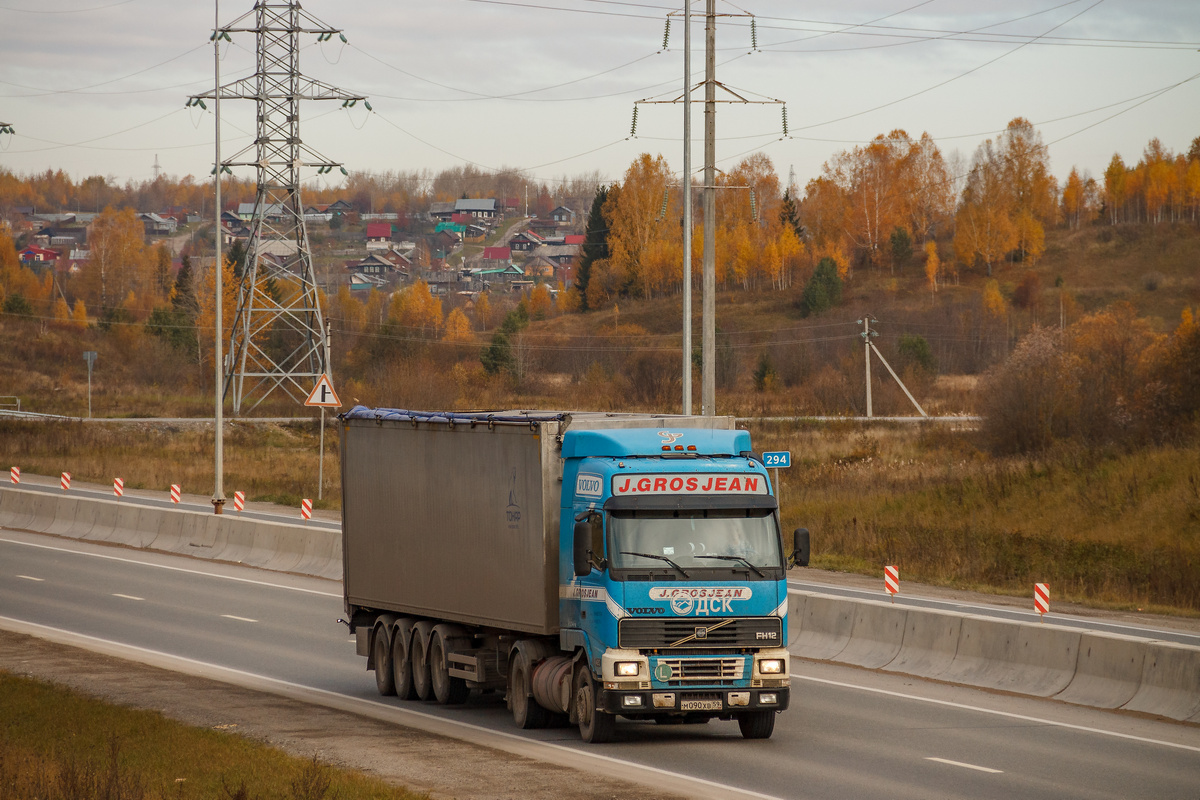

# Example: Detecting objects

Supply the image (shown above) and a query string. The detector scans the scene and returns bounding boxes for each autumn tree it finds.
[77,207,151,314]
[923,240,940,296]
[473,291,493,330]
[389,280,443,340]
[606,153,678,299]
[574,185,612,310]
[443,306,473,344]
[954,140,1017,276]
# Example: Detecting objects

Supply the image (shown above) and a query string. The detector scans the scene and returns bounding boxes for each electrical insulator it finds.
[781,105,789,136]
[659,188,669,220]
[662,19,671,50]
[751,19,758,51]
[749,189,758,221]
[364,101,372,111]
[630,106,639,137]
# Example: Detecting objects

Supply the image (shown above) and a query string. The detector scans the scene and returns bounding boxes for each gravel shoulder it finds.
[0,629,683,800]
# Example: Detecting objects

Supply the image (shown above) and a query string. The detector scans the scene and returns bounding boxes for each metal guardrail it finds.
[0,397,19,412]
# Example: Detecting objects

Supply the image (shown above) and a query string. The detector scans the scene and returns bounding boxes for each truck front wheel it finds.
[737,710,776,740]
[372,627,396,697]
[574,668,615,743]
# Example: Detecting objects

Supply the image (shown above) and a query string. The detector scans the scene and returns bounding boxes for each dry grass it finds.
[0,672,426,800]
[0,419,340,510]
[751,420,1200,613]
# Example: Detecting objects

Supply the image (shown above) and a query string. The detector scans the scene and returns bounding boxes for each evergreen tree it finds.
[173,254,196,313]
[575,185,611,310]
[779,188,803,240]
[798,257,842,318]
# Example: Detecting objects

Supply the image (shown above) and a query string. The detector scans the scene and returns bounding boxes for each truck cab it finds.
[559,426,793,740]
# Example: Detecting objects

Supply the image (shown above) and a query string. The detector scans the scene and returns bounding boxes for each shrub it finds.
[979,326,1080,454]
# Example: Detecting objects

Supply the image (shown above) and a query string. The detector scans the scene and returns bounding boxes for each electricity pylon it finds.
[191,2,366,414]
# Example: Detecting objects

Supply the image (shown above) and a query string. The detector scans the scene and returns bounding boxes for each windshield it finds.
[608,509,783,573]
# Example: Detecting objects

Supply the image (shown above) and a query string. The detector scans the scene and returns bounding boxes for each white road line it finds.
[925,757,1003,774]
[787,584,1200,643]
[0,616,787,800]
[221,614,258,623]
[112,594,144,601]
[792,673,1200,754]
[0,537,340,598]
[16,575,44,581]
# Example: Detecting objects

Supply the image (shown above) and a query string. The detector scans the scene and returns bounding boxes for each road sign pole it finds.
[318,407,325,501]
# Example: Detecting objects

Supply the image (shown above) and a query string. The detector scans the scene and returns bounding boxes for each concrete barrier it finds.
[84,500,119,543]
[1055,631,1145,709]
[786,592,806,646]
[793,594,856,661]
[884,608,962,680]
[835,600,909,669]
[0,488,36,531]
[1122,640,1200,721]
[939,616,1080,697]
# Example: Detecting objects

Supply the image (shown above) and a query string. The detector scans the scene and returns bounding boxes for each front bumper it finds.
[599,686,791,715]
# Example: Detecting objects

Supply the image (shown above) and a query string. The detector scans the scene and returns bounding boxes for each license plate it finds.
[680,699,722,711]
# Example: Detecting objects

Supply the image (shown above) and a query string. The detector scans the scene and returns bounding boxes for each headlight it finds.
[615,661,641,677]
[758,659,783,674]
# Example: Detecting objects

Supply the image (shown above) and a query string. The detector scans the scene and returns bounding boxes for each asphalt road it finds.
[1,530,1197,800]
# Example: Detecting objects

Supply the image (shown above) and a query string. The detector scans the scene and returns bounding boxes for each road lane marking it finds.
[791,673,1200,753]
[0,616,789,800]
[0,537,340,598]
[787,584,1200,644]
[221,614,258,623]
[113,594,144,601]
[925,757,1003,774]
[16,575,44,581]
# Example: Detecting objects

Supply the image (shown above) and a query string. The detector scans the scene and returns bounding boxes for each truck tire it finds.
[509,653,549,729]
[574,667,615,743]
[737,710,776,740]
[372,626,396,697]
[390,621,417,701]
[410,621,435,701]
[430,628,470,705]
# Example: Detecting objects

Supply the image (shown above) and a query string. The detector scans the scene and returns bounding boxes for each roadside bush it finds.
[979,326,1080,454]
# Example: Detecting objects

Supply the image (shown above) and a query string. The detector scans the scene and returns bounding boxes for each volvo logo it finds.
[695,626,708,639]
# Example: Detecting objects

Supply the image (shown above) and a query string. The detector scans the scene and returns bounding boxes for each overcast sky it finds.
[2,0,1197,196]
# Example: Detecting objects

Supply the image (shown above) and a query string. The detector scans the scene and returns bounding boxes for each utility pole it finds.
[191,2,365,415]
[212,0,225,514]
[860,316,874,418]
[701,0,716,417]
[681,0,692,415]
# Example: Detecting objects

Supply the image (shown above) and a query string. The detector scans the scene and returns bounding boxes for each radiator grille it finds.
[654,657,745,683]
[619,617,782,649]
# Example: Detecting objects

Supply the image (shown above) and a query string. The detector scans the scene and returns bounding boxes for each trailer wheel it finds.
[410,621,435,701]
[508,654,549,729]
[390,621,417,701]
[574,667,615,743]
[737,710,776,740]
[372,626,396,697]
[430,629,470,705]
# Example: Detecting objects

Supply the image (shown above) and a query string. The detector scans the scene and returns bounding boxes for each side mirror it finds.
[573,521,592,576]
[791,528,810,568]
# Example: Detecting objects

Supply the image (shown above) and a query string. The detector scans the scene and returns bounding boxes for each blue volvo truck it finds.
[340,407,808,742]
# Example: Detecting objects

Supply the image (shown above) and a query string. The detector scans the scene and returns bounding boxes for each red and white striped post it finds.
[113,477,124,499]
[233,491,245,513]
[1034,583,1050,620]
[301,498,312,522]
[170,484,181,504]
[884,565,899,601]
[60,472,71,491]
[9,466,18,484]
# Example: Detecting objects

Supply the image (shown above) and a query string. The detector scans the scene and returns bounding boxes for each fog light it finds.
[758,659,783,674]
[622,694,644,708]
[615,661,640,677]
[728,691,750,707]
[652,692,676,708]
[760,692,778,705]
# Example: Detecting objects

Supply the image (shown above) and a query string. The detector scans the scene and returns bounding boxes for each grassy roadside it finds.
[755,420,1200,615]
[4,416,1198,615]
[0,671,426,800]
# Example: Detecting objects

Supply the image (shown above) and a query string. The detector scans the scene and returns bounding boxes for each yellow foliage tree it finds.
[194,256,238,370]
[473,291,493,330]
[389,280,443,339]
[78,206,150,314]
[52,295,71,324]
[527,283,553,320]
[71,299,88,329]
[443,307,473,343]
[923,241,940,295]
[982,279,1007,318]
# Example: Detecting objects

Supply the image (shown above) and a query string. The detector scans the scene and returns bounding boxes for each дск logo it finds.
[649,586,752,616]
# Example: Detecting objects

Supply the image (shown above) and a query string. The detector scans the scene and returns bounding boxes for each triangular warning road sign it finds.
[304,374,342,408]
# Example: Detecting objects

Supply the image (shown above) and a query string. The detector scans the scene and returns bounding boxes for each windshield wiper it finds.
[619,551,690,578]
[696,554,766,578]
